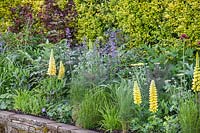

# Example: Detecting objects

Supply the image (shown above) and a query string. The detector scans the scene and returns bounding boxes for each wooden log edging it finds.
[0,111,98,133]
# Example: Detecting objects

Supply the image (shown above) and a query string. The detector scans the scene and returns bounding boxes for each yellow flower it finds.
[47,49,56,76]
[130,63,145,67]
[149,80,158,113]
[58,61,65,79]
[192,52,200,91]
[133,81,142,105]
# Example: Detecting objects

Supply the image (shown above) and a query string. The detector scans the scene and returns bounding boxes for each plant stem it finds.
[197,92,200,115]
[182,41,187,89]
[122,121,127,133]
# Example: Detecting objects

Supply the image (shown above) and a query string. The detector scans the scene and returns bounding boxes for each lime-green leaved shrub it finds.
[74,0,200,47]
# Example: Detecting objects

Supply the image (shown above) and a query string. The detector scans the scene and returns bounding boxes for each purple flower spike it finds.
[65,28,72,47]
[108,31,118,58]
[65,28,72,38]
[0,35,4,53]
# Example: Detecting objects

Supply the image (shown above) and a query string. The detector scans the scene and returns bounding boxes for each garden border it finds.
[0,111,98,133]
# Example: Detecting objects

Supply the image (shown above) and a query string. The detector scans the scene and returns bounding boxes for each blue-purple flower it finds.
[65,28,72,47]
[42,108,46,113]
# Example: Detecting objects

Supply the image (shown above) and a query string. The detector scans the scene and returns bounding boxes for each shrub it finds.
[74,0,200,47]
[0,0,77,44]
[39,0,77,43]
[0,0,43,32]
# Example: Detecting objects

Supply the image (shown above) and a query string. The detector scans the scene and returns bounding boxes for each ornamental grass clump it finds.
[179,99,200,133]
[192,52,200,92]
[133,81,142,105]
[58,61,65,80]
[47,49,56,76]
[149,80,158,113]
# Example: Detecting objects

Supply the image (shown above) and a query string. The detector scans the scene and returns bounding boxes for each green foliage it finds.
[114,79,133,132]
[178,98,200,133]
[142,115,164,133]
[77,88,110,129]
[163,115,179,133]
[47,100,72,123]
[0,56,30,94]
[164,80,193,114]
[13,90,30,113]
[0,10,199,132]
[70,48,115,105]
[0,30,44,48]
[13,90,47,115]
[74,0,200,47]
[0,93,14,110]
[99,105,121,132]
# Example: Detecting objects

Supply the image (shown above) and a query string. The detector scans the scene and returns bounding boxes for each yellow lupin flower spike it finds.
[47,49,56,76]
[149,80,158,113]
[133,81,142,105]
[192,52,200,91]
[58,61,65,80]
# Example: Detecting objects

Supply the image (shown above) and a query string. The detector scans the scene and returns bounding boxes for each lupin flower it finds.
[58,61,65,79]
[192,52,200,92]
[133,81,142,105]
[47,49,56,76]
[149,80,158,113]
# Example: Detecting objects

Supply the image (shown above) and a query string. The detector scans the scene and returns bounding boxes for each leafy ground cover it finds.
[0,30,199,133]
[1,0,200,133]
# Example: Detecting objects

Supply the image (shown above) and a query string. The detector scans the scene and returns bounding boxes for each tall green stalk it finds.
[182,40,187,89]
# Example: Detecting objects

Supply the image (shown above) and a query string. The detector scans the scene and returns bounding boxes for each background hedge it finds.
[75,0,200,47]
[1,0,200,46]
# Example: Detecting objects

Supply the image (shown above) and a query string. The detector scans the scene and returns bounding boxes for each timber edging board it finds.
[0,111,98,133]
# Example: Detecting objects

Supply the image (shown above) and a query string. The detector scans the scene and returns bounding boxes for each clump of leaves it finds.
[13,90,46,115]
[179,98,200,133]
[39,0,77,43]
[99,105,121,132]
[47,100,72,123]
[0,93,14,110]
[115,79,133,133]
[76,88,110,129]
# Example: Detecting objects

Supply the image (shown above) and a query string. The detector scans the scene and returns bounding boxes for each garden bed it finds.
[0,111,97,133]
[1,0,200,132]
